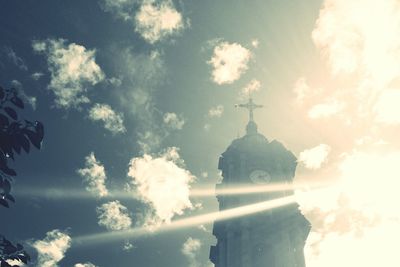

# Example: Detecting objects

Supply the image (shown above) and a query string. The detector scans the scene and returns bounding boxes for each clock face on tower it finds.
[249,170,271,184]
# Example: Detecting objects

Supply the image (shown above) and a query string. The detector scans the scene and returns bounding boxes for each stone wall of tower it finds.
[210,133,310,267]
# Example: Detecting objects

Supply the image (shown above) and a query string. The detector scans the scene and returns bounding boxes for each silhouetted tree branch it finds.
[0,235,30,267]
[0,85,44,266]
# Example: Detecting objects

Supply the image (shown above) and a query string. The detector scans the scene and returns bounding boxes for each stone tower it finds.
[209,98,310,267]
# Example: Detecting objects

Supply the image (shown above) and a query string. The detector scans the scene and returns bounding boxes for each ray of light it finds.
[73,194,298,246]
[190,181,329,196]
[14,187,139,200]
[14,181,329,200]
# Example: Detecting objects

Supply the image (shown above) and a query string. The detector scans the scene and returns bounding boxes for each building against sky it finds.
[210,99,311,267]
[3,1,400,266]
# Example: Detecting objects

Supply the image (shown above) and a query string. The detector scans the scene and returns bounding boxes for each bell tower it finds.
[209,98,310,267]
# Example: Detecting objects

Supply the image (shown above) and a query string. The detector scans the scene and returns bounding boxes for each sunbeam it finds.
[14,181,329,200]
[191,181,329,196]
[73,194,299,246]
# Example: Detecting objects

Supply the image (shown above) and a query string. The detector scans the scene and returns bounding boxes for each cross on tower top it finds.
[236,98,263,122]
[235,98,263,135]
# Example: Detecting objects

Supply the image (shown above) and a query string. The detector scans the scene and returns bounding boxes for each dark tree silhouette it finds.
[0,236,30,267]
[0,85,44,267]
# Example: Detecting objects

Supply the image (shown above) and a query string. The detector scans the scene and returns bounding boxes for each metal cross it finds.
[235,98,263,122]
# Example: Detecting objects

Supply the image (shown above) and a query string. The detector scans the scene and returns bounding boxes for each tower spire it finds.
[235,98,263,135]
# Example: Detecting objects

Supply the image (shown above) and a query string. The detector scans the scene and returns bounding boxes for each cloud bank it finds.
[310,0,400,122]
[308,100,344,119]
[301,149,400,267]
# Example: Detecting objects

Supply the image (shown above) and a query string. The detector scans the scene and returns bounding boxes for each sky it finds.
[2,0,400,266]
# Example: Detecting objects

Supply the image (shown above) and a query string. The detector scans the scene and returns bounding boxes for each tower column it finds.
[240,219,251,266]
[210,97,310,267]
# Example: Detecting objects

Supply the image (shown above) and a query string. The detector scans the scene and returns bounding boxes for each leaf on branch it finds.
[10,97,24,109]
[1,261,12,267]
[5,194,15,203]
[11,136,21,155]
[0,86,5,99]
[3,107,17,120]
[35,121,44,141]
[0,114,9,126]
[23,129,41,149]
[17,134,29,153]
[2,167,16,176]
[3,179,11,194]
[0,198,9,208]
[0,153,7,169]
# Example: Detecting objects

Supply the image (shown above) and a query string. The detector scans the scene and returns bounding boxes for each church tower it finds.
[209,98,310,267]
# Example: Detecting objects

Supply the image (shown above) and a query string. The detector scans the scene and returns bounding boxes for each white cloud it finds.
[241,79,261,98]
[100,0,139,21]
[32,38,105,109]
[197,224,208,232]
[135,0,186,44]
[127,147,195,223]
[137,130,163,154]
[208,41,252,85]
[311,0,400,122]
[300,149,400,267]
[3,46,27,71]
[123,241,135,251]
[100,0,186,44]
[298,144,331,170]
[313,0,400,82]
[97,200,132,231]
[251,39,259,48]
[32,41,46,52]
[208,105,224,118]
[32,229,71,267]
[107,77,122,87]
[88,103,126,134]
[374,89,400,125]
[337,150,400,215]
[305,223,400,267]
[74,263,97,267]
[181,237,202,267]
[77,152,108,198]
[116,48,165,88]
[163,112,185,130]
[31,72,44,80]
[296,2,400,266]
[200,172,208,179]
[308,100,344,119]
[293,77,311,104]
[115,48,167,153]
